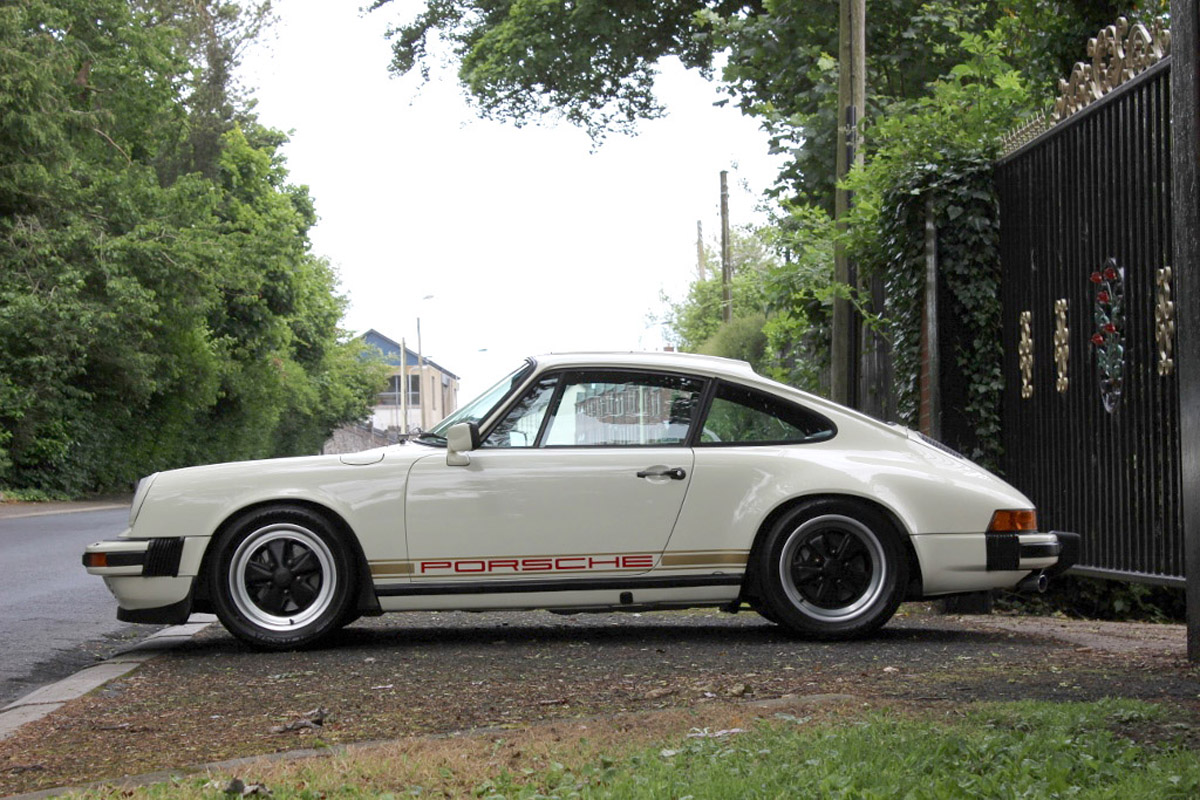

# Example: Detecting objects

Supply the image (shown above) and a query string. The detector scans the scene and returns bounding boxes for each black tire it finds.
[757,499,907,640]
[210,505,355,650]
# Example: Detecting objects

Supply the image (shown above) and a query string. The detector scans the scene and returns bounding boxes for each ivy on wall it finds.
[875,153,1005,469]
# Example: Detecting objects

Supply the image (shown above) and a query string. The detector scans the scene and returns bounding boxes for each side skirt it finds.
[375,574,743,597]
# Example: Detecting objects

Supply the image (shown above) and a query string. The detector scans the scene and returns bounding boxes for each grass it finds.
[66,699,1200,799]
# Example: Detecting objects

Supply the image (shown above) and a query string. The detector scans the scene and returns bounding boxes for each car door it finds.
[404,369,705,584]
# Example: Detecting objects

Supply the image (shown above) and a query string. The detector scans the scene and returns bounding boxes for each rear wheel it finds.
[210,505,355,650]
[757,499,907,639]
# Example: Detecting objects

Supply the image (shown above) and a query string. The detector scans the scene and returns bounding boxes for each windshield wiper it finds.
[411,431,447,446]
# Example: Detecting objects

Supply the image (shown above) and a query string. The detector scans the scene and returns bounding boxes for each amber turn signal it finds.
[987,509,1038,532]
[84,553,108,568]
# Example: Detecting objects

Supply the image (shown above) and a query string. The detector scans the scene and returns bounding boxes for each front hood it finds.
[150,441,430,479]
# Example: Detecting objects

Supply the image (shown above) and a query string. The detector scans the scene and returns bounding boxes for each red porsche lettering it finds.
[416,554,657,574]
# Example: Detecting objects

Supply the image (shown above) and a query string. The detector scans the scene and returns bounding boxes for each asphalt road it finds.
[0,505,162,707]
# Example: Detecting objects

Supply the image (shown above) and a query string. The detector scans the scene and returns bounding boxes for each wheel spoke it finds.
[266,540,288,569]
[290,577,319,609]
[811,535,834,561]
[260,583,289,615]
[816,577,839,605]
[289,548,318,577]
[246,560,274,582]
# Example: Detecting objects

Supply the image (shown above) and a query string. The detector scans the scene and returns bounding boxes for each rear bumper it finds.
[985,530,1080,573]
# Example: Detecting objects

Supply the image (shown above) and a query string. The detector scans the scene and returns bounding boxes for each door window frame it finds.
[481,368,711,449]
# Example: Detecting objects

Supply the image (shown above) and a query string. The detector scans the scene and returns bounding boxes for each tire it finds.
[210,505,355,650]
[757,499,907,640]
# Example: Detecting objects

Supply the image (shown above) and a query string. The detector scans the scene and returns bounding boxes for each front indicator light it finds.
[84,553,109,568]
[988,509,1038,532]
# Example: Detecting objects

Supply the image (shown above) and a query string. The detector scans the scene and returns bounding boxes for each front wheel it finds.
[210,506,355,650]
[757,500,907,639]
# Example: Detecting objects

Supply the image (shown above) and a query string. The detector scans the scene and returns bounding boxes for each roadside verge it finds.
[0,616,215,742]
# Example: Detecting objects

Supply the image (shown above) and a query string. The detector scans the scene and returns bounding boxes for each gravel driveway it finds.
[2,606,1197,795]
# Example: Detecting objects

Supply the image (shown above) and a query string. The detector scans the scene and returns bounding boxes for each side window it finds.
[542,371,704,447]
[699,382,835,445]
[482,377,558,448]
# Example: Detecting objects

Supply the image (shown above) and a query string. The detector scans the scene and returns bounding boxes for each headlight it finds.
[129,473,159,527]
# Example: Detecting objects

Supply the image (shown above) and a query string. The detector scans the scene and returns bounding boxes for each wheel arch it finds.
[192,499,380,617]
[739,493,924,604]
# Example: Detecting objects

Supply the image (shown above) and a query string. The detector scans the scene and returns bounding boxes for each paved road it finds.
[0,505,162,706]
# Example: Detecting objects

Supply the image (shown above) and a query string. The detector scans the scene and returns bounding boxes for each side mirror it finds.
[446,421,480,466]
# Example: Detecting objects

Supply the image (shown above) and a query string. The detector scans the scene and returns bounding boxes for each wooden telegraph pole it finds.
[720,170,732,323]
[832,0,865,407]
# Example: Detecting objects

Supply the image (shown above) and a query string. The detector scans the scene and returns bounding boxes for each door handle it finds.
[637,467,687,480]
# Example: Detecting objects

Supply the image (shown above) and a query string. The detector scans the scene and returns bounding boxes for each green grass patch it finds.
[475,701,1198,799]
[77,700,1200,799]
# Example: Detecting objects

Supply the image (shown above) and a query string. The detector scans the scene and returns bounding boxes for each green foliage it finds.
[759,203,835,392]
[657,222,833,387]
[0,1,387,494]
[840,27,1034,465]
[697,313,768,367]
[998,575,1186,622]
[712,1,1005,209]
[656,226,773,353]
[370,0,743,140]
[463,700,1198,799]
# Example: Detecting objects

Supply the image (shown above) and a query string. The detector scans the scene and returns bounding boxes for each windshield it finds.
[423,360,534,441]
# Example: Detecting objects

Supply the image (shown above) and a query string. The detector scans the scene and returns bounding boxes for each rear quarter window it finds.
[698,382,836,445]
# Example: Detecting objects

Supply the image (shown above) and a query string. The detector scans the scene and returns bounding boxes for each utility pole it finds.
[400,337,409,436]
[720,170,732,323]
[832,0,865,408]
[417,319,427,431]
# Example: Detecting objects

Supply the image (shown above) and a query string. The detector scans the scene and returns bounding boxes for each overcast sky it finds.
[238,0,784,397]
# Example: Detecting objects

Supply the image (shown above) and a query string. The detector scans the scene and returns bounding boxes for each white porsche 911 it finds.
[84,352,1077,649]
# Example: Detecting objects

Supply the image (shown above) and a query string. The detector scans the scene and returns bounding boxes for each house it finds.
[362,329,460,433]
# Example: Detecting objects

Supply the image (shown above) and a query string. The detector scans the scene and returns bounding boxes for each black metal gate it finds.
[996,57,1183,586]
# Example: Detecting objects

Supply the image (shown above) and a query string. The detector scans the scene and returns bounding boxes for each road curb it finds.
[0,616,215,743]
[0,502,129,521]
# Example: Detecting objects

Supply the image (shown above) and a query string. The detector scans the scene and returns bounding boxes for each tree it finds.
[659,219,833,389]
[0,0,387,494]
[371,1,1160,208]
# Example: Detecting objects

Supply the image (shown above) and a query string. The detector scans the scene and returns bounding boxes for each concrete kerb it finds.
[0,615,216,743]
[0,499,131,520]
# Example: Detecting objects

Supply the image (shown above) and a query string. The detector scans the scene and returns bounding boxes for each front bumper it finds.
[82,537,187,577]
[83,536,205,624]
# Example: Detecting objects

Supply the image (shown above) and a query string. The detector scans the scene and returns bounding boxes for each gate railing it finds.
[996,20,1182,586]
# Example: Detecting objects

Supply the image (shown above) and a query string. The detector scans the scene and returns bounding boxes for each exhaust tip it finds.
[1017,571,1048,593]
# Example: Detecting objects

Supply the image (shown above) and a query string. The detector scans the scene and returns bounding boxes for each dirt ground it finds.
[2,605,1197,796]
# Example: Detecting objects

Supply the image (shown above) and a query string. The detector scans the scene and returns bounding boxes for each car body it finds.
[84,351,1078,649]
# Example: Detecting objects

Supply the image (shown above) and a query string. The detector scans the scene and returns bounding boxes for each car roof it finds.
[527,350,902,439]
[530,350,760,380]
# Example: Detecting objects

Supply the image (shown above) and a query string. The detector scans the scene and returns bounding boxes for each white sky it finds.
[238,0,784,397]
